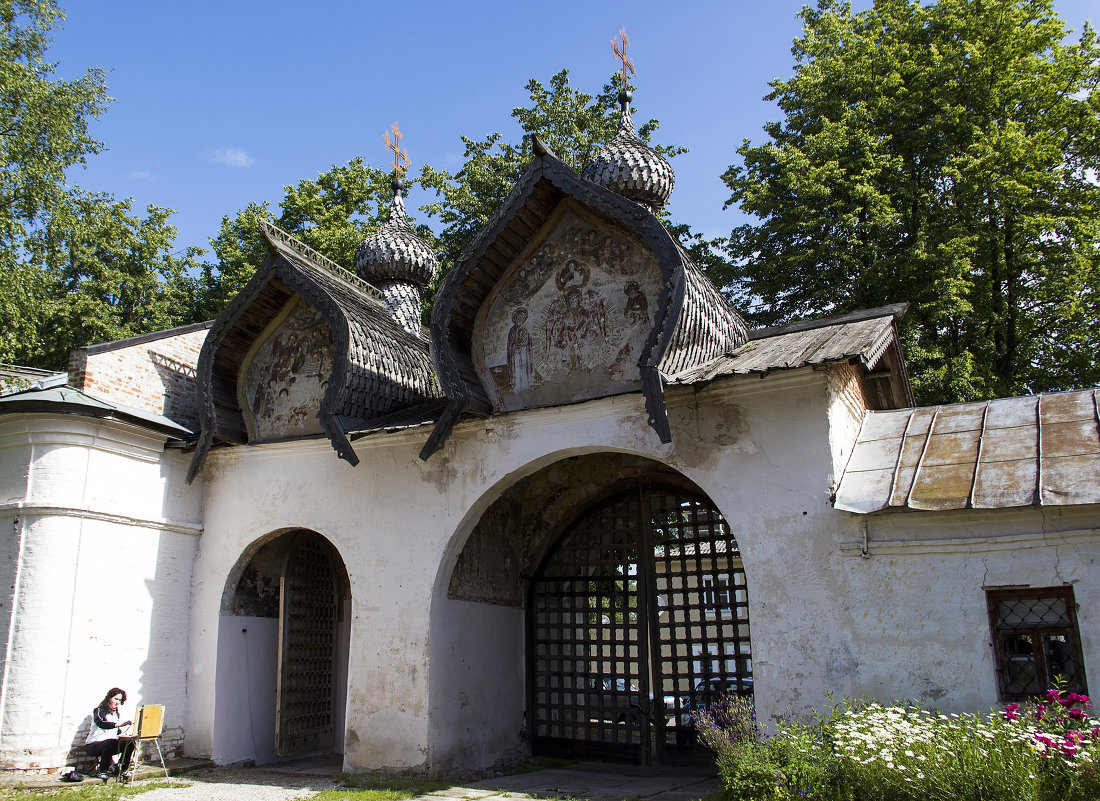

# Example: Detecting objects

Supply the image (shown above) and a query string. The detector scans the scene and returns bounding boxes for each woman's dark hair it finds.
[98,688,126,709]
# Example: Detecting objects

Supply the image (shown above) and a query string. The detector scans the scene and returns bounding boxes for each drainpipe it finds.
[860,522,871,559]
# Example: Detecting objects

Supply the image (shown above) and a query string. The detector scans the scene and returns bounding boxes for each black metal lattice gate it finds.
[528,485,752,765]
[276,531,339,756]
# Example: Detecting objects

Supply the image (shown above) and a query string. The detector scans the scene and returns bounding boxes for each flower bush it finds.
[693,688,1100,801]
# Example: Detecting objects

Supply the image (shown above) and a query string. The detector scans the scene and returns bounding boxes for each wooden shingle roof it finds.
[187,226,441,482]
[421,136,747,459]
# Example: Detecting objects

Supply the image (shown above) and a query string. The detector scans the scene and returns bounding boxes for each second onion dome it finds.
[355,178,438,337]
[581,89,674,212]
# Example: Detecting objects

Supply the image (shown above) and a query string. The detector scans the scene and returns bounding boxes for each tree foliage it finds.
[204,69,699,322]
[724,0,1100,404]
[25,191,202,367]
[0,0,110,365]
[418,68,686,280]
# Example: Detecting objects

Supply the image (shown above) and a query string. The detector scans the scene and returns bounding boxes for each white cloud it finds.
[130,170,156,181]
[210,148,255,168]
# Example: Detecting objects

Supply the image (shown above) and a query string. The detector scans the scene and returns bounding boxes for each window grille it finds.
[986,586,1087,702]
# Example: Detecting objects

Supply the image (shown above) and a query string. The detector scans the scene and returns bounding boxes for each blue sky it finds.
[49,0,1097,261]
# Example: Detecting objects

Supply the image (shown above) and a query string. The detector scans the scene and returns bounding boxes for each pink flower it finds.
[1047,689,1062,702]
[1069,708,1087,721]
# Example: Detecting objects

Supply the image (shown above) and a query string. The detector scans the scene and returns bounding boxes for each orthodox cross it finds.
[383,122,410,177]
[611,28,635,88]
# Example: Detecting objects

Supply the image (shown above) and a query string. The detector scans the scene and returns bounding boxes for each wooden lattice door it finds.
[276,531,339,756]
[528,485,752,765]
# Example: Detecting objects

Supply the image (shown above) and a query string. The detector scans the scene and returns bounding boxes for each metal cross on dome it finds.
[611,28,636,88]
[383,122,410,177]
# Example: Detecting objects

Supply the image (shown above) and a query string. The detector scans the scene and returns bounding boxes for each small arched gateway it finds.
[214,529,351,764]
[529,483,750,765]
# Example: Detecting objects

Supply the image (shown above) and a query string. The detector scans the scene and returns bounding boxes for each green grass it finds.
[315,772,453,801]
[0,779,178,799]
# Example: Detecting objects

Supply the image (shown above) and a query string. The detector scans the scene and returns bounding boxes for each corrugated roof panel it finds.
[985,395,1038,428]
[930,403,985,434]
[664,309,903,384]
[1041,390,1098,423]
[1042,419,1100,457]
[890,423,932,506]
[905,407,937,438]
[833,468,897,513]
[923,429,982,466]
[856,408,911,442]
[845,435,906,472]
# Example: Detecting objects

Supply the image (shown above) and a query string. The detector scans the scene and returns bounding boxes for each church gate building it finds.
[0,88,1096,774]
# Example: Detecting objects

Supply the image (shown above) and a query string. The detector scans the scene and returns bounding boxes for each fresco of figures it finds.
[474,207,660,412]
[242,299,335,440]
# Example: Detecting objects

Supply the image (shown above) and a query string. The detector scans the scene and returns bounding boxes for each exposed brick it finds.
[68,325,211,429]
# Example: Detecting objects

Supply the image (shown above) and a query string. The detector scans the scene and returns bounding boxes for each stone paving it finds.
[0,757,721,801]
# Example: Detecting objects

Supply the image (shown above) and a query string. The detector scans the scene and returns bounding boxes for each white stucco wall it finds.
[190,369,849,771]
[0,414,202,769]
[188,368,1100,774]
[830,506,1100,710]
[213,615,278,764]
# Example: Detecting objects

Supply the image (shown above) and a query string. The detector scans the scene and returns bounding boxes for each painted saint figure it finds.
[546,286,608,372]
[623,281,650,328]
[506,307,534,393]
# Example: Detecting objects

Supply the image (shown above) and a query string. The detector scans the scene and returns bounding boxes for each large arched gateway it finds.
[528,483,752,765]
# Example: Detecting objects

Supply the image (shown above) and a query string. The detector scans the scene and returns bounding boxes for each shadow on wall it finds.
[214,537,286,765]
[212,530,351,766]
[134,528,193,762]
[149,351,199,429]
[64,715,95,772]
[63,522,195,770]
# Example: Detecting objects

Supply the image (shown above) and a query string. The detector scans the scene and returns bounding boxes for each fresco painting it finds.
[474,209,660,412]
[243,301,335,440]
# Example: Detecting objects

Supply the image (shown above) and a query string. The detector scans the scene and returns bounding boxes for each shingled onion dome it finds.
[581,89,674,212]
[354,178,438,337]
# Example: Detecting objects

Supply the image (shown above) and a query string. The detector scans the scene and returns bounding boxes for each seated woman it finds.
[85,688,133,778]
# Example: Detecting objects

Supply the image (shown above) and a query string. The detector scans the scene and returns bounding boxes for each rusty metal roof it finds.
[665,304,907,385]
[834,388,1100,513]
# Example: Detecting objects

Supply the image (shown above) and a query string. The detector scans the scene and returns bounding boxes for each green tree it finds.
[196,159,413,320]
[723,0,1100,404]
[25,190,202,368]
[0,0,110,365]
[418,68,687,283]
[201,69,709,324]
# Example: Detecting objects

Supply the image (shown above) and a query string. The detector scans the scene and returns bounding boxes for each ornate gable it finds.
[472,202,661,412]
[188,225,442,482]
[239,296,335,441]
[422,137,747,459]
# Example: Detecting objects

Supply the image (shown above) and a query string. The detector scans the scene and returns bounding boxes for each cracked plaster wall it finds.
[186,367,1100,774]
